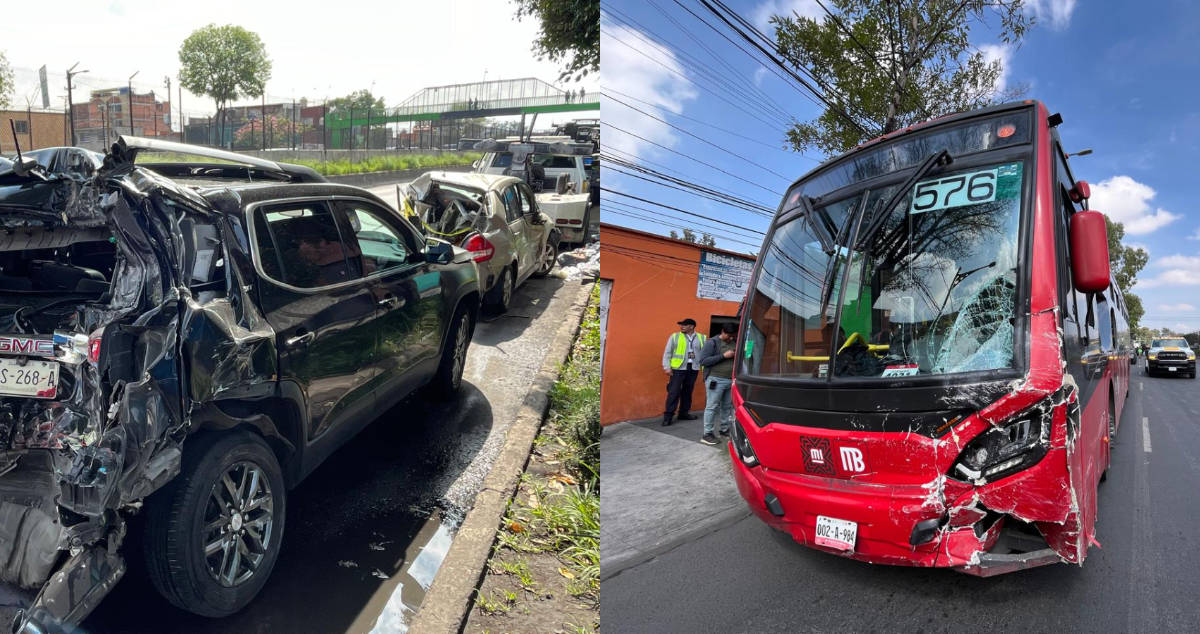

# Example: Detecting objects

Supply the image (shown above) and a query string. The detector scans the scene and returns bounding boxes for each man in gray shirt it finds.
[698,323,737,445]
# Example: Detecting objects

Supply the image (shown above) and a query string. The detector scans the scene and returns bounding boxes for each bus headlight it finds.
[950,405,1051,484]
[731,420,759,467]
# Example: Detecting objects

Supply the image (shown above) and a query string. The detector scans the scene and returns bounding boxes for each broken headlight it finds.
[731,419,759,467]
[950,404,1051,484]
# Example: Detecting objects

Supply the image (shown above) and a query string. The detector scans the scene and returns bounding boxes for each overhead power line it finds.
[604,91,793,181]
[601,85,808,157]
[603,3,797,124]
[602,154,775,215]
[599,25,792,130]
[606,188,772,234]
[604,121,789,196]
[605,199,766,240]
[603,208,766,250]
[698,0,882,137]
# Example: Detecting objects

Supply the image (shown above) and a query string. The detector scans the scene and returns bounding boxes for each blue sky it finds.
[599,0,1200,334]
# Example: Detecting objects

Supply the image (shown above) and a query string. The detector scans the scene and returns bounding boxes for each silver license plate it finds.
[0,358,59,398]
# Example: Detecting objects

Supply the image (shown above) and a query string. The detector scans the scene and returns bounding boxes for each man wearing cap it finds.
[661,318,706,426]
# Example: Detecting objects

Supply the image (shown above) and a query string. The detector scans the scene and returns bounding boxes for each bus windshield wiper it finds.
[854,149,952,250]
[799,194,836,255]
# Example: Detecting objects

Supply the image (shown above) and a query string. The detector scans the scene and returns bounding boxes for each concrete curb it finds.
[410,280,594,633]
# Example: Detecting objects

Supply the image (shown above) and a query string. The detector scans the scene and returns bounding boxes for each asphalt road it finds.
[80,275,579,633]
[604,363,1200,633]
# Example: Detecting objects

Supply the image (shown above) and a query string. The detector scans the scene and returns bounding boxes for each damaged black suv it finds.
[0,137,480,630]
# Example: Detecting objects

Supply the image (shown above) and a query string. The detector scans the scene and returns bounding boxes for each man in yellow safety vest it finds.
[661,318,706,426]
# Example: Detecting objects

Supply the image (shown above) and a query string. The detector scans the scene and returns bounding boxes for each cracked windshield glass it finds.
[744,160,1024,380]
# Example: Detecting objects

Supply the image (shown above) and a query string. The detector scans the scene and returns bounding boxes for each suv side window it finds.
[335,202,418,275]
[501,186,522,223]
[253,202,355,288]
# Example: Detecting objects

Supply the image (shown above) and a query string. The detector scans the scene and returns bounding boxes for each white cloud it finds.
[1028,0,1077,30]
[1188,227,1200,240]
[1089,175,1180,235]
[751,0,822,32]
[1157,303,1197,313]
[600,21,698,160]
[753,67,769,88]
[978,44,1013,94]
[1137,254,1200,289]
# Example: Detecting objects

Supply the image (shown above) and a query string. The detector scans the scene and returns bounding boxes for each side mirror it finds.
[471,160,480,170]
[425,241,454,265]
[1069,180,1091,203]
[1069,210,1110,293]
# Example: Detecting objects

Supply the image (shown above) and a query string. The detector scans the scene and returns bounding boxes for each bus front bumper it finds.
[728,442,1069,576]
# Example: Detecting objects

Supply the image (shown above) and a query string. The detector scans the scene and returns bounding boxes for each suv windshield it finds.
[743,158,1026,381]
[1151,339,1188,348]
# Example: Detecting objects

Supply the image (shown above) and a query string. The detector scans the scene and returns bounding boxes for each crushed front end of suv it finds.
[0,137,479,631]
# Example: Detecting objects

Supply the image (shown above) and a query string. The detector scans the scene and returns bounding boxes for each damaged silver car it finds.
[0,137,480,630]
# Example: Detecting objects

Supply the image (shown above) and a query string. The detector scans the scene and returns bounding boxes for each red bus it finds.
[729,101,1131,575]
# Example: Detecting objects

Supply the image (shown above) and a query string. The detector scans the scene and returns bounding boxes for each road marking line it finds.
[1139,382,1143,391]
[1142,416,1152,453]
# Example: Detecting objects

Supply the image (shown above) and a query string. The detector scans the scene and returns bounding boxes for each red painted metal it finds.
[730,101,1125,575]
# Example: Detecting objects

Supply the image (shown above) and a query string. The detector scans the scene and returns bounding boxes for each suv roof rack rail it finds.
[114,136,324,183]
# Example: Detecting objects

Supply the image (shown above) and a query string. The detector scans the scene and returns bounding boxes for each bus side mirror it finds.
[1069,180,1091,203]
[1069,210,1110,293]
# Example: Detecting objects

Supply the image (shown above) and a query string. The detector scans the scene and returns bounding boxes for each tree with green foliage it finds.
[178,24,272,148]
[326,89,385,115]
[669,228,717,247]
[0,51,13,110]
[771,0,1031,155]
[513,0,599,81]
[1104,216,1148,329]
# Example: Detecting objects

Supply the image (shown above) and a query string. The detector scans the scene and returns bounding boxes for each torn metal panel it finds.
[0,143,282,630]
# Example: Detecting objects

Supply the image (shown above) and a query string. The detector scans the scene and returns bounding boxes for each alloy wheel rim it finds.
[203,461,274,587]
[452,315,469,385]
[539,244,555,273]
[502,271,512,306]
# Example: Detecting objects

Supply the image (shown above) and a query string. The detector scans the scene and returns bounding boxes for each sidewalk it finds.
[600,412,749,579]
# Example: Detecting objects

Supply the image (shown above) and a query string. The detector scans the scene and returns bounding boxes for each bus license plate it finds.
[815,515,857,551]
[0,359,59,399]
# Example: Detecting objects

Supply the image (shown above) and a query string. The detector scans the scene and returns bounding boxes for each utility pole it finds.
[128,70,139,136]
[261,93,267,151]
[164,76,171,138]
[66,63,88,146]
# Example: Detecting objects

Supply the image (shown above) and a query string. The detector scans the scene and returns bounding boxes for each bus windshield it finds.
[743,159,1026,381]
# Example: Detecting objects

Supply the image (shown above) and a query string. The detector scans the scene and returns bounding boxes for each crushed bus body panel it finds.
[730,101,1129,576]
[0,146,277,631]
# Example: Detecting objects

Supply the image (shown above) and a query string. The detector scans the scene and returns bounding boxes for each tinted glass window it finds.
[516,184,535,215]
[338,203,415,275]
[254,203,354,288]
[491,153,513,168]
[501,186,522,223]
[534,155,577,169]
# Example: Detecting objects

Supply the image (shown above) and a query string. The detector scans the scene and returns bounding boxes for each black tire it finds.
[581,209,592,244]
[533,238,558,278]
[485,266,513,313]
[429,306,473,400]
[144,432,286,617]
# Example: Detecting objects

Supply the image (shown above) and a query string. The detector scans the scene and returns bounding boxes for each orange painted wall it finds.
[599,224,754,425]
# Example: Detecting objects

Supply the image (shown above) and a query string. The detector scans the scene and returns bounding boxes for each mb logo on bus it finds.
[839,446,866,473]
